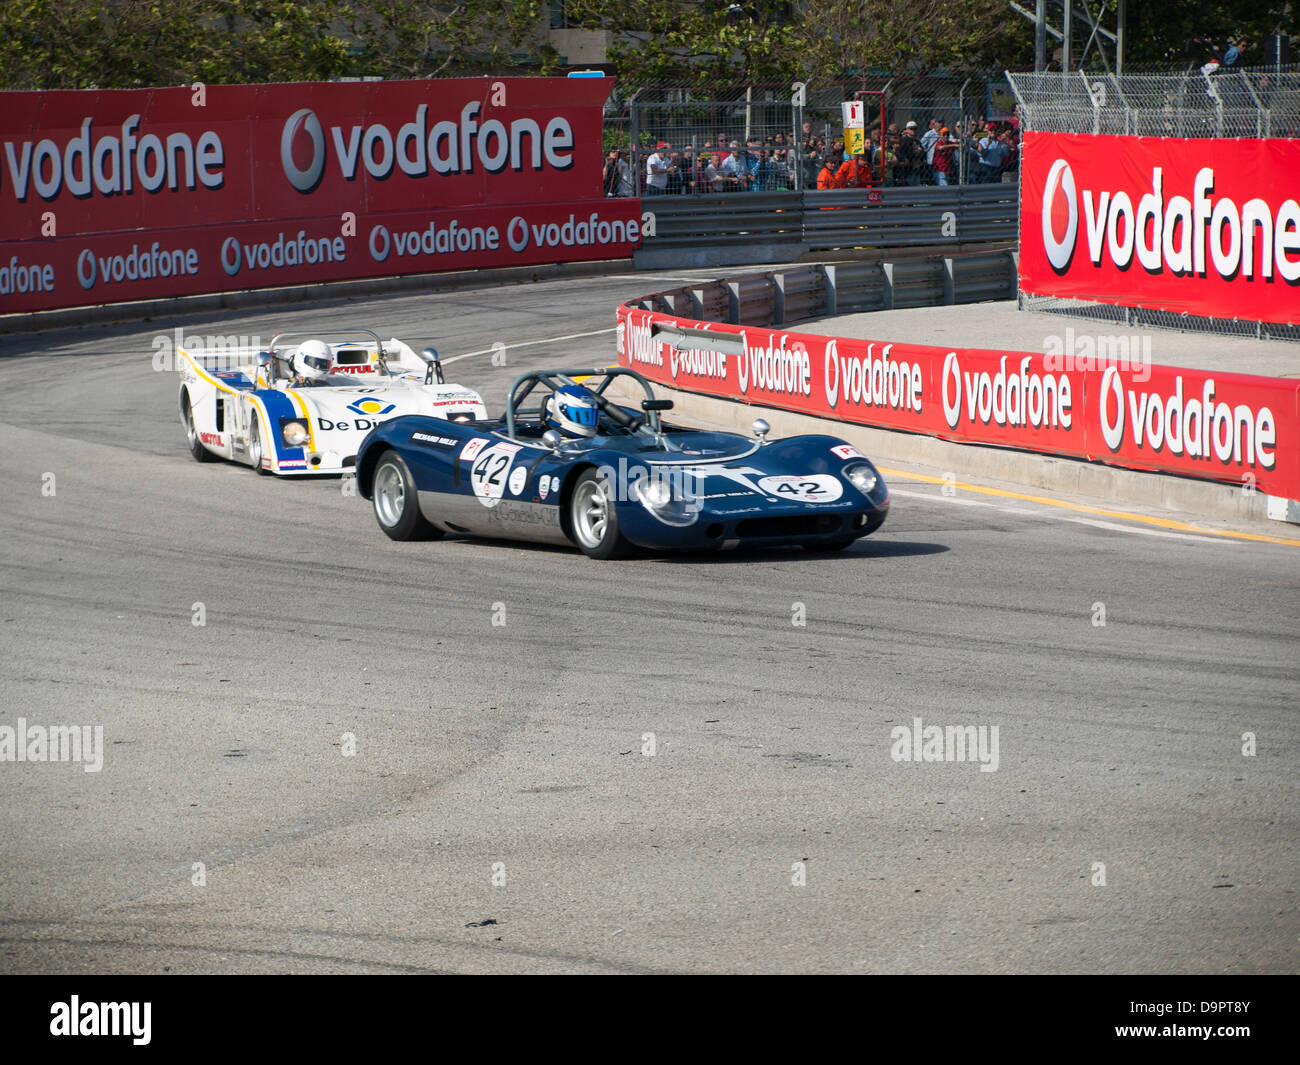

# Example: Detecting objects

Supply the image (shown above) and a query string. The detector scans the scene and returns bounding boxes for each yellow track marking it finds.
[879,467,1300,548]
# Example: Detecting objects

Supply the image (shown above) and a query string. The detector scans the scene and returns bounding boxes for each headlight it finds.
[843,462,878,495]
[641,477,672,508]
[282,420,310,447]
[632,471,699,526]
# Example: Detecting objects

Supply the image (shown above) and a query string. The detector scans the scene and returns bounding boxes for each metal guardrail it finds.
[625,249,1019,326]
[635,185,1018,268]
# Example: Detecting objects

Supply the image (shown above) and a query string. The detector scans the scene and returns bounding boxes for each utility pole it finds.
[1035,0,1046,72]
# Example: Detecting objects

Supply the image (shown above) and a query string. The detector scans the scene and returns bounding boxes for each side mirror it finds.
[419,346,444,385]
[541,429,563,451]
[752,418,771,443]
[641,399,674,411]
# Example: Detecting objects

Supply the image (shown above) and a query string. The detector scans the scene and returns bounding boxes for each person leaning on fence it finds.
[750,148,770,191]
[802,142,824,189]
[816,153,843,189]
[614,151,634,197]
[645,141,671,195]
[895,126,925,186]
[694,153,721,194]
[931,128,955,186]
[719,140,754,191]
[920,119,940,177]
[975,125,1008,183]
[882,132,900,186]
[835,148,874,189]
[602,150,621,196]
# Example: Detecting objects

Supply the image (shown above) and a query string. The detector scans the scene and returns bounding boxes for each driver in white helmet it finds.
[290,339,336,386]
[547,384,601,438]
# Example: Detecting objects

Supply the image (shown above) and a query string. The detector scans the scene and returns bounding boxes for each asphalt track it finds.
[0,272,1296,974]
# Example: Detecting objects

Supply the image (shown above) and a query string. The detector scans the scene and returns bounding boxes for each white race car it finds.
[178,330,487,475]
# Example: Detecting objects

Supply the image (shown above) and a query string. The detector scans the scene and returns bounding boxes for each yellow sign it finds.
[841,101,864,156]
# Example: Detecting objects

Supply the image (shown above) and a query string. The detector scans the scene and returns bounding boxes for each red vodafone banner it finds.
[617,303,1300,500]
[5,203,642,313]
[1020,132,1300,326]
[0,78,641,313]
[1086,361,1297,494]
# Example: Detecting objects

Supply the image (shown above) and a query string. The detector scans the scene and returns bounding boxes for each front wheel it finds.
[248,410,270,475]
[181,393,216,463]
[569,469,629,560]
[372,452,441,541]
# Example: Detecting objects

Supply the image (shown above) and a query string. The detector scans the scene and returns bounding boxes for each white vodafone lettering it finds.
[737,332,811,398]
[1048,158,1300,282]
[822,338,922,414]
[2,116,224,202]
[670,336,728,381]
[76,242,199,289]
[941,352,1073,432]
[1098,366,1276,469]
[624,312,663,368]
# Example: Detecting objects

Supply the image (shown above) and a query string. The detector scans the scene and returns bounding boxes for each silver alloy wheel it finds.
[249,415,263,469]
[573,477,609,549]
[184,398,198,449]
[374,461,406,528]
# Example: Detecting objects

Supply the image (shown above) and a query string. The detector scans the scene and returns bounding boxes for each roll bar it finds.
[264,330,389,384]
[503,367,661,440]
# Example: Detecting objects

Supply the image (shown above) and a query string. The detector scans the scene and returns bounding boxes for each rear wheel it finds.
[373,452,441,541]
[569,468,628,560]
[181,393,216,462]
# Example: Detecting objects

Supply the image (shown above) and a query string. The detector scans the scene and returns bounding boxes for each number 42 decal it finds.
[470,443,521,507]
[757,474,843,503]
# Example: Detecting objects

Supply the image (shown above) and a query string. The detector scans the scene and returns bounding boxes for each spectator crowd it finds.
[603,116,1020,197]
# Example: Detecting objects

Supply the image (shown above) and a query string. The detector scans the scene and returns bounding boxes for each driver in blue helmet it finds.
[547,384,601,438]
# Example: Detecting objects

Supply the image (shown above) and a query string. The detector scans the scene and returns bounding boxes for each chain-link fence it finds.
[1008,66,1300,342]
[1008,67,1300,138]
[600,74,1020,198]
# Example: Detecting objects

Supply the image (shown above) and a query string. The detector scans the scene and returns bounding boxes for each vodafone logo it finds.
[1042,158,1078,272]
[281,109,326,194]
[1035,152,1300,283]
[275,102,577,194]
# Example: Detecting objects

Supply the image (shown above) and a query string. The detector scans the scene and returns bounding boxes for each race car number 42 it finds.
[757,474,843,502]
[471,443,521,507]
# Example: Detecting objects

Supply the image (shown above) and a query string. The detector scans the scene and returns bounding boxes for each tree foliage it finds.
[1119,1,1297,68]
[335,1,560,80]
[0,0,1292,91]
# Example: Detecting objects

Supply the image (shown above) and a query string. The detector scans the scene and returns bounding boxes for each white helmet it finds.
[293,340,332,381]
[547,385,600,438]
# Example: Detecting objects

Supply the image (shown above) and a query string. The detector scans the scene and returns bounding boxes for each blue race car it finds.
[354,367,889,559]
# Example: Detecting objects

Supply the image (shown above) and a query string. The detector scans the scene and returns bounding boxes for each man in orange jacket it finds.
[835,137,878,188]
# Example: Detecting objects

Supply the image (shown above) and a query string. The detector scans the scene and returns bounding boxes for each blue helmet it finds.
[548,385,600,438]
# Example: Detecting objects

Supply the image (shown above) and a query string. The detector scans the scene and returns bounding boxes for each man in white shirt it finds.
[645,141,671,195]
[920,118,941,167]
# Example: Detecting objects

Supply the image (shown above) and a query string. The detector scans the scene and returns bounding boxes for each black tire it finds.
[372,451,441,541]
[568,468,629,560]
[181,392,216,463]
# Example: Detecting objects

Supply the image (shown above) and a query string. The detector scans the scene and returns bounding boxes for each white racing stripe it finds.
[442,327,616,365]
